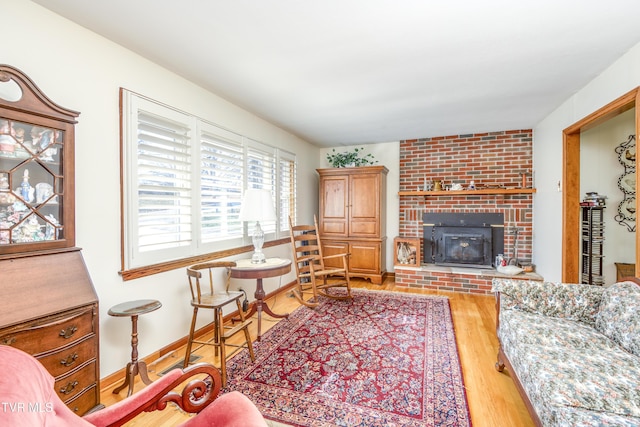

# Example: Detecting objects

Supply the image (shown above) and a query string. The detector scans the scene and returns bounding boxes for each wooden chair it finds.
[288,215,352,308]
[0,345,268,427]
[184,261,255,387]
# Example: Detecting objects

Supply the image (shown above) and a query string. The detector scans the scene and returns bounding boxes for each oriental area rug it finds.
[222,289,472,427]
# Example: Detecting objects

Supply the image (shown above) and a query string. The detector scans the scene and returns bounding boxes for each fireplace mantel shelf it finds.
[398,188,536,197]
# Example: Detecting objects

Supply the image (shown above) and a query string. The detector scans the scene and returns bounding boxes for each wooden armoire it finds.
[0,65,101,415]
[317,166,388,284]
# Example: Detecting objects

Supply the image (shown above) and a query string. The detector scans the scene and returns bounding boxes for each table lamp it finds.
[239,189,276,263]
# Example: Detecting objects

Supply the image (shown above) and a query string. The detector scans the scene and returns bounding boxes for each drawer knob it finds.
[60,380,79,395]
[60,353,79,367]
[59,326,78,339]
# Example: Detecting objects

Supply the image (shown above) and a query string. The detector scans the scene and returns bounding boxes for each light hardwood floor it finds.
[99,278,535,427]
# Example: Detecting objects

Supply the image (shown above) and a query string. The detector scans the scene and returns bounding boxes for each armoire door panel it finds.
[349,242,380,274]
[321,222,347,235]
[350,222,377,235]
[350,174,379,220]
[322,241,349,269]
[320,176,348,219]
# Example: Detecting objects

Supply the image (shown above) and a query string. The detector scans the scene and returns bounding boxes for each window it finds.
[121,90,296,271]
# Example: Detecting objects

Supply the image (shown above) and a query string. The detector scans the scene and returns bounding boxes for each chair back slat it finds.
[186,261,237,304]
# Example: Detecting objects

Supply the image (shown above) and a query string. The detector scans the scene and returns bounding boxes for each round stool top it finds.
[108,299,162,317]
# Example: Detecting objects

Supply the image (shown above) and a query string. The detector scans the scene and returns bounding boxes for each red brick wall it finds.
[397,130,534,293]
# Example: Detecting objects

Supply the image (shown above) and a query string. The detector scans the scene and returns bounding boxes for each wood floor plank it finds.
[99,278,534,426]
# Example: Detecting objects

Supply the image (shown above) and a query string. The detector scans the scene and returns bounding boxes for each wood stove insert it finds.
[423,212,504,268]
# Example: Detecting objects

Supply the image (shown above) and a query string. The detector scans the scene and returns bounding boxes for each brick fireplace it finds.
[396,130,534,294]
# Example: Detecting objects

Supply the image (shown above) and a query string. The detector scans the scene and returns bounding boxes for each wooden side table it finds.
[230,258,291,340]
[108,299,162,396]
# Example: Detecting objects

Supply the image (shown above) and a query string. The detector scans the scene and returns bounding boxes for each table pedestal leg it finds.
[242,278,289,341]
[113,315,152,396]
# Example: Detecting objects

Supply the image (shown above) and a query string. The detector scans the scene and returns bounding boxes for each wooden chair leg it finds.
[236,299,256,362]
[309,275,319,302]
[216,308,228,387]
[183,307,198,368]
[213,308,220,358]
[343,258,352,297]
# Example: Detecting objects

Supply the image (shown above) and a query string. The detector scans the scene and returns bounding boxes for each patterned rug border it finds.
[223,288,472,427]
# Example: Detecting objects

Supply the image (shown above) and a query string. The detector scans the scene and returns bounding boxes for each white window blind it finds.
[199,124,244,245]
[137,112,192,252]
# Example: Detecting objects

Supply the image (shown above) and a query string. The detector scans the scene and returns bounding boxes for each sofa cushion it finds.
[499,309,621,353]
[493,279,605,326]
[595,281,640,356]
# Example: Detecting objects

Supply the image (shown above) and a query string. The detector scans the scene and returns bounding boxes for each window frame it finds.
[120,89,296,279]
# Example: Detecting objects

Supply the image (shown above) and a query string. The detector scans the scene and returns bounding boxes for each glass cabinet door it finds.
[0,119,64,244]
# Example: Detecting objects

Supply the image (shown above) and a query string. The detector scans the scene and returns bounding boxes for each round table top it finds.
[108,299,162,317]
[230,257,292,279]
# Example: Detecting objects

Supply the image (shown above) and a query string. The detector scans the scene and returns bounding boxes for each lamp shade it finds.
[239,189,276,222]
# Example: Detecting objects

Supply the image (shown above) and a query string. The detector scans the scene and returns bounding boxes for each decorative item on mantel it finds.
[326,147,377,168]
[519,170,531,188]
[422,177,433,191]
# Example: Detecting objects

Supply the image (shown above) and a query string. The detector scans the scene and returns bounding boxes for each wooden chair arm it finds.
[322,252,350,260]
[83,363,221,427]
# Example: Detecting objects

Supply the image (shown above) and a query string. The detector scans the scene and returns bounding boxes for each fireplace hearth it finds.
[423,212,504,268]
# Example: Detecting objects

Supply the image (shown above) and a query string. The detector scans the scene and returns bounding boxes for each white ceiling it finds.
[32,0,640,147]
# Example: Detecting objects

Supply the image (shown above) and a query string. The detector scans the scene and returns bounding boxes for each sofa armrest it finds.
[491,278,605,325]
[83,363,221,427]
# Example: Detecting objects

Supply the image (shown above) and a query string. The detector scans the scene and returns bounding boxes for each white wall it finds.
[4,0,320,377]
[534,42,640,281]
[318,143,400,273]
[581,109,636,283]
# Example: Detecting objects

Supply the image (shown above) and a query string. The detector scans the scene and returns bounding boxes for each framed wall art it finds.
[614,134,636,232]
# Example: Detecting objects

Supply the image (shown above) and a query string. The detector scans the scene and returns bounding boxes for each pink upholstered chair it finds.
[0,345,267,427]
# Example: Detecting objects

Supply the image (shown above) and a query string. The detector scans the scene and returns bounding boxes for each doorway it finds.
[562,88,640,282]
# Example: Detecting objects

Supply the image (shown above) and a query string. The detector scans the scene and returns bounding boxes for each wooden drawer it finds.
[37,336,96,378]
[0,306,95,355]
[54,360,97,403]
[65,384,99,416]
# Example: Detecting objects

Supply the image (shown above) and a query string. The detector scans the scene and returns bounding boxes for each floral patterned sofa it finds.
[491,278,640,427]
